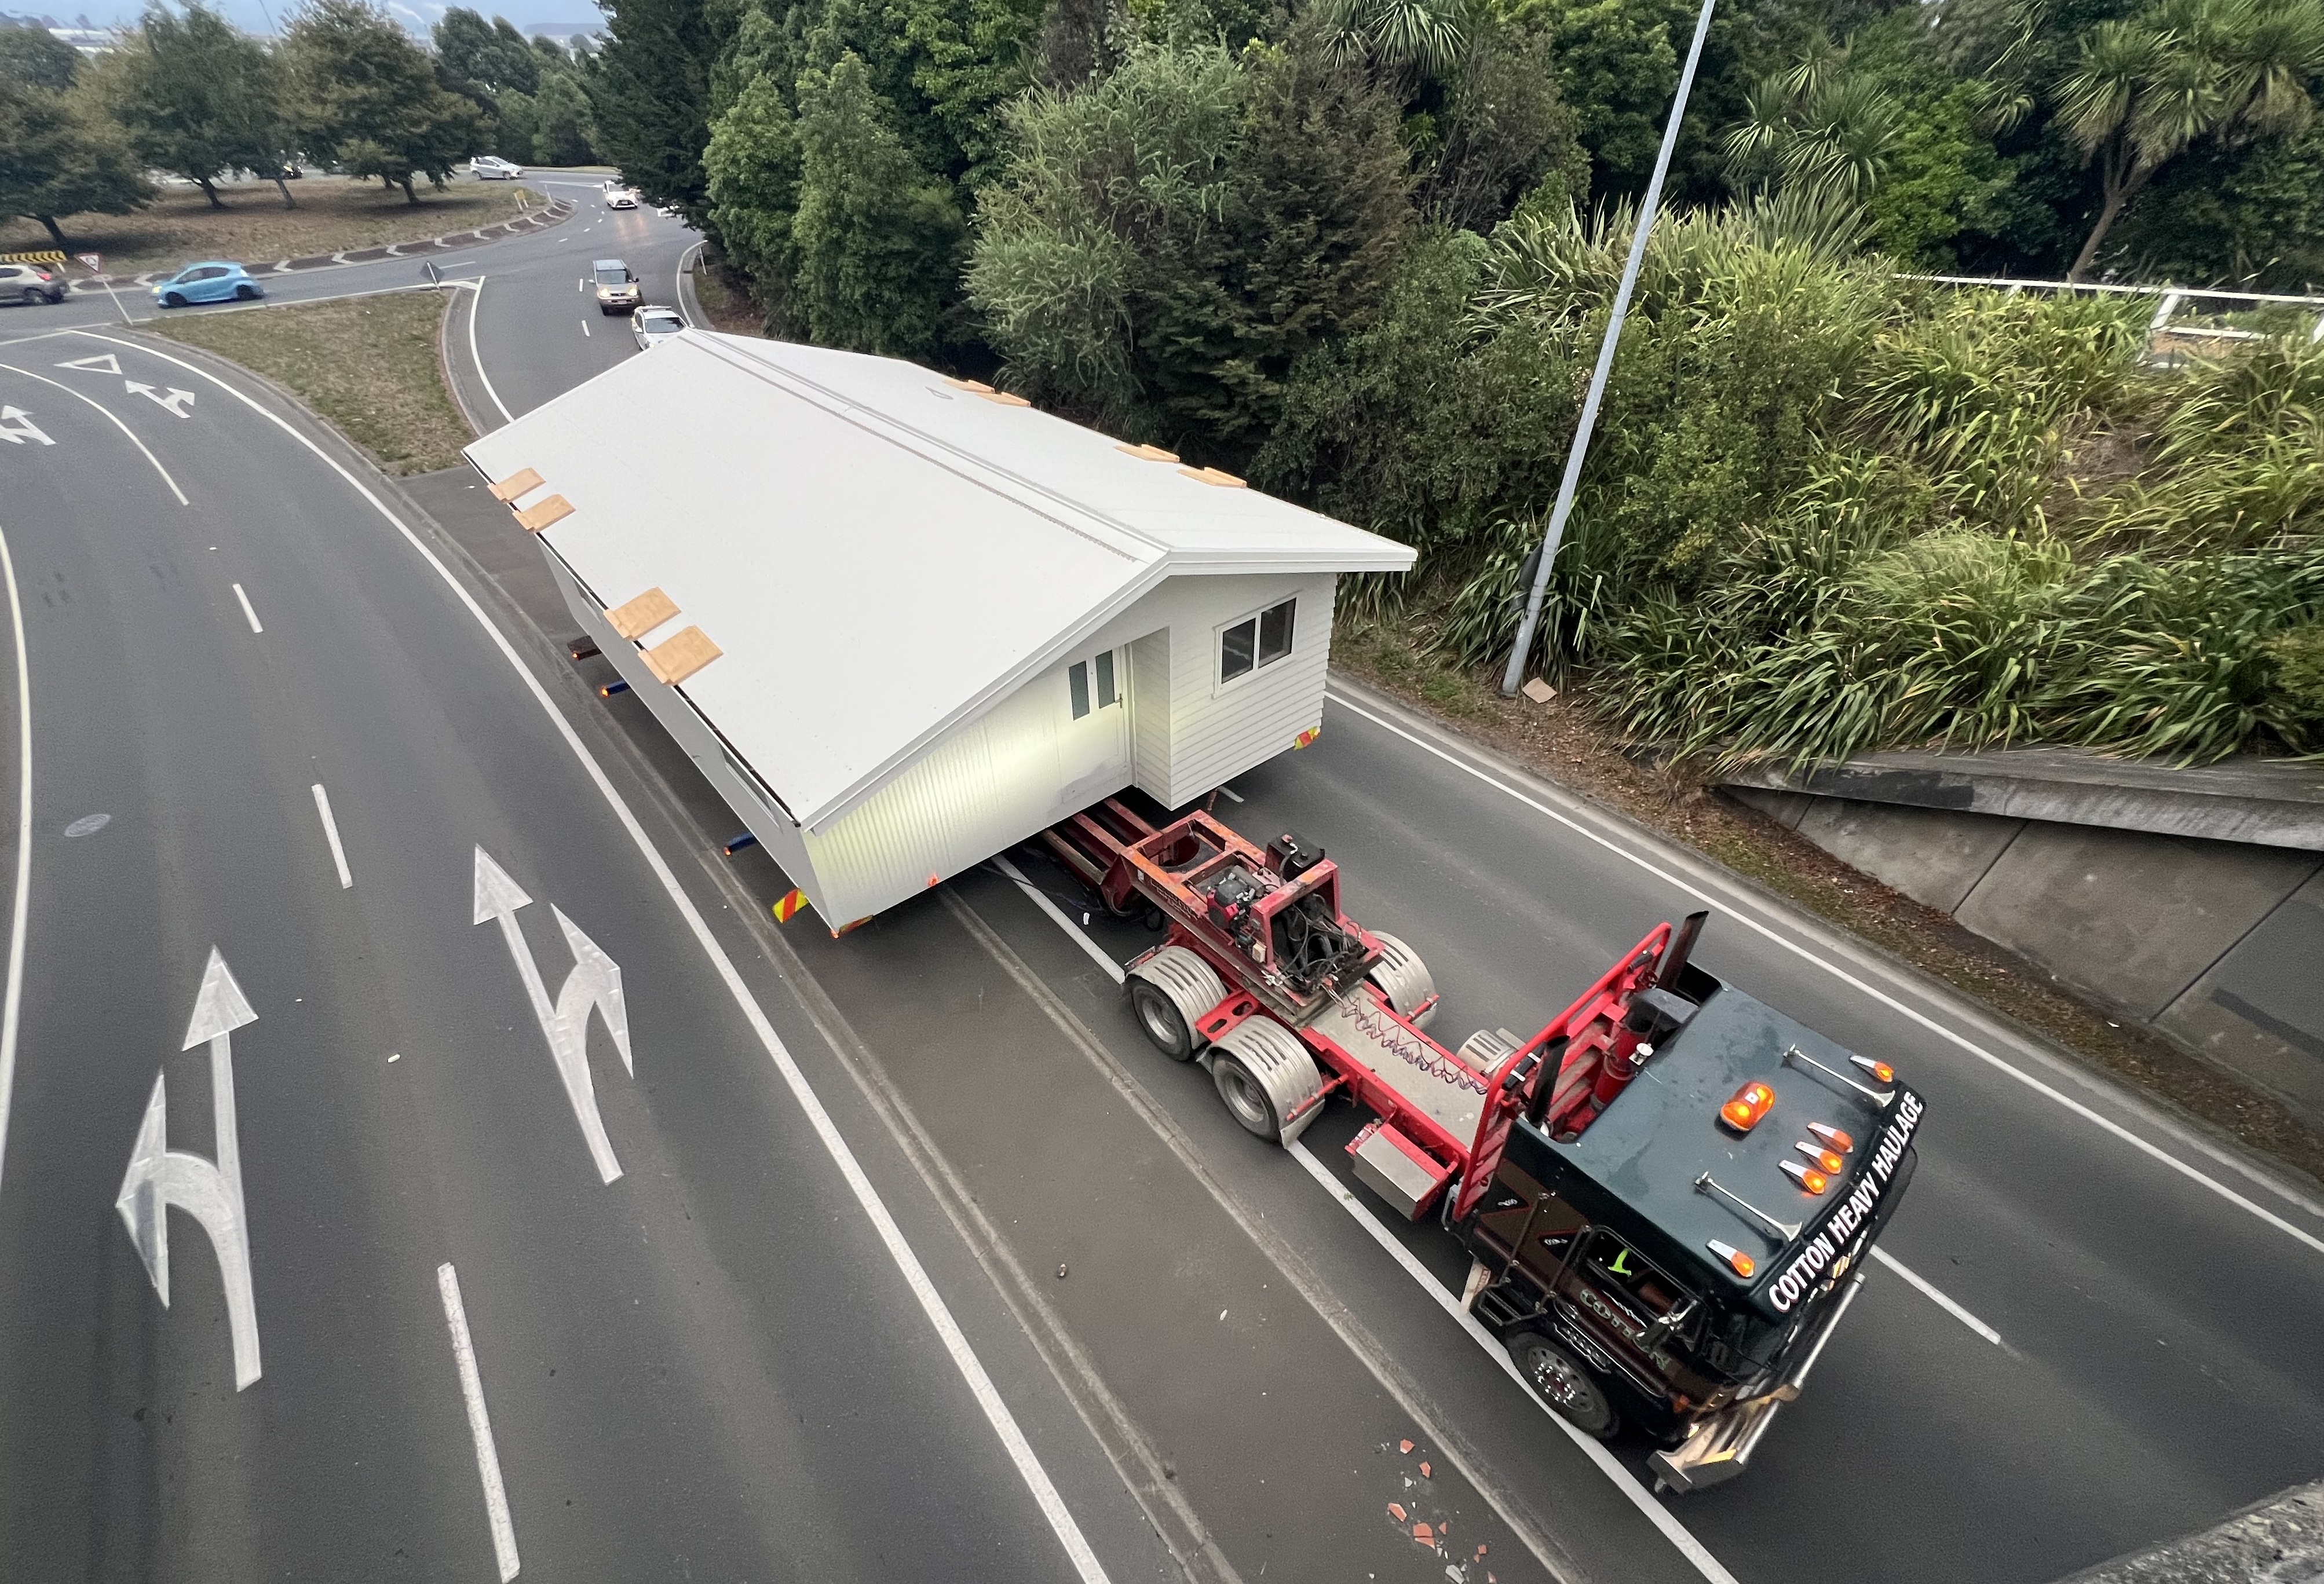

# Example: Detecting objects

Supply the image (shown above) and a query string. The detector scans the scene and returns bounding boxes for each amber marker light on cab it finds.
[1707,1240,1757,1279]
[1780,1158,1831,1194]
[1719,1081,1777,1132]
[1852,1055,1897,1084]
[1796,1142,1847,1175]
[1806,1121,1854,1153]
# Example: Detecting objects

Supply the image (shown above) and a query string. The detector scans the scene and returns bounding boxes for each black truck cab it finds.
[1455,959,1925,1492]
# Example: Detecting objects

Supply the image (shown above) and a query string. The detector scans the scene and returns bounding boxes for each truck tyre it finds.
[1507,1331,1621,1439]
[1208,1018,1325,1145]
[1366,930,1438,1030]
[1126,945,1226,1062]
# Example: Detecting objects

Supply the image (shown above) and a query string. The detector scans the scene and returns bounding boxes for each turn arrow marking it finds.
[473,846,633,1184]
[0,407,53,446]
[124,381,195,417]
[114,948,263,1389]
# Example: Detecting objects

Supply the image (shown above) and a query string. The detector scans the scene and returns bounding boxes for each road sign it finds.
[473,847,634,1184]
[76,252,101,273]
[125,382,195,417]
[0,407,53,446]
[115,949,264,1389]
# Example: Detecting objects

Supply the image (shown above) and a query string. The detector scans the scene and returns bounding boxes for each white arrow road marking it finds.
[472,846,633,1184]
[310,784,351,888]
[0,407,53,445]
[115,949,263,1389]
[438,1263,521,1582]
[54,352,122,375]
[124,382,196,417]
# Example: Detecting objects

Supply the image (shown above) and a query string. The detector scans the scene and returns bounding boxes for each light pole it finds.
[1499,0,1719,696]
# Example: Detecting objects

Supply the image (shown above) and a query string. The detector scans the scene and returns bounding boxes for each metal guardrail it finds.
[1899,272,2324,348]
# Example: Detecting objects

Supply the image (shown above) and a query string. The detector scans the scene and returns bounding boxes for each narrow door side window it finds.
[1069,660,1091,719]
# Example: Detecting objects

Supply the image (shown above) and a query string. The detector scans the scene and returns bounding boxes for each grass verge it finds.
[3,175,540,277]
[688,252,765,336]
[1333,614,2324,1191]
[152,290,472,475]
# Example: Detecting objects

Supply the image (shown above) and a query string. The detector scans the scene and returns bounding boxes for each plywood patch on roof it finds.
[605,586,680,641]
[1179,466,1246,489]
[643,624,722,685]
[1116,442,1180,463]
[489,466,545,502]
[515,493,575,532]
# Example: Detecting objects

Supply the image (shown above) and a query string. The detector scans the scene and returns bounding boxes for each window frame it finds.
[1213,595,1299,694]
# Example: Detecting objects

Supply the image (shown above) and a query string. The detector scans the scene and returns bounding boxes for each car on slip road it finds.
[592,258,640,314]
[470,155,522,179]
[152,261,264,308]
[606,188,638,210]
[0,261,67,305]
[631,305,685,348]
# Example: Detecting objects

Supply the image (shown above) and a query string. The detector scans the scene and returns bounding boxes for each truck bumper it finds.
[1649,1264,1868,1494]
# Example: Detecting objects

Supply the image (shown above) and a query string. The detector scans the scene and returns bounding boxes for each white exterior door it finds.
[1056,645,1132,810]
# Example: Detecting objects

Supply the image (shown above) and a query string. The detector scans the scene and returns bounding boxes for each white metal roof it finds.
[462,331,1415,829]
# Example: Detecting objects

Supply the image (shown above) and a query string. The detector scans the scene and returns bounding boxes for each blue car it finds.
[151,260,264,308]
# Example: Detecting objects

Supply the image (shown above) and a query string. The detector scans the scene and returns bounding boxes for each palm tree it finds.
[1321,0,1471,90]
[1723,37,1903,202]
[2057,0,2324,280]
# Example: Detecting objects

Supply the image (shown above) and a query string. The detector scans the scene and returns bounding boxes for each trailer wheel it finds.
[1128,979,1197,1060]
[1366,931,1438,1031]
[1213,1056,1280,1140]
[1507,1331,1621,1439]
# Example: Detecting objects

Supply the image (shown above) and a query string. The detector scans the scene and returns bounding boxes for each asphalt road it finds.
[5,173,2320,1584]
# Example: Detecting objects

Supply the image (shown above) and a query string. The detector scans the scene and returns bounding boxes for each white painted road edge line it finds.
[992,847,1731,1583]
[1872,1247,2003,1346]
[1323,689,2324,1259]
[84,331,1115,1584]
[232,582,263,634]
[310,783,352,889]
[0,525,30,1203]
[1285,1140,1738,1584]
[437,1263,521,1583]
[0,360,188,505]
[467,278,514,425]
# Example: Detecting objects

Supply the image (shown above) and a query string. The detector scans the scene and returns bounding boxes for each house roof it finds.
[461,331,1415,831]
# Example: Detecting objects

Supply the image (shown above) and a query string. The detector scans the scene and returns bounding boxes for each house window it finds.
[1070,650,1124,719]
[1220,598,1296,685]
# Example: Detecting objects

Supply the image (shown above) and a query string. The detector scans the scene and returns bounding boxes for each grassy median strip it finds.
[152,290,471,475]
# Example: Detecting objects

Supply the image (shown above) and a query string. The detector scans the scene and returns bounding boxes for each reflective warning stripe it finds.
[1294,727,1320,749]
[772,888,808,923]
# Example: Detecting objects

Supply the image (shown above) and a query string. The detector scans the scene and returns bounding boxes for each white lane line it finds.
[310,783,352,888]
[466,278,514,425]
[993,856,1125,984]
[990,850,1730,1583]
[1323,689,2324,1257]
[0,524,31,1203]
[1215,784,1244,803]
[0,361,187,504]
[437,1263,520,1582]
[1872,1248,2003,1346]
[84,331,1113,1584]
[232,582,263,633]
[1286,1140,1739,1584]
[579,319,590,338]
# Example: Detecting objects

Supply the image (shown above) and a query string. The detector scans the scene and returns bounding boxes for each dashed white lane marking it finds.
[1321,689,2324,1256]
[310,784,352,888]
[579,319,590,338]
[232,582,262,633]
[80,330,1114,1584]
[1872,1247,2003,1346]
[991,851,1734,1584]
[437,1263,520,1582]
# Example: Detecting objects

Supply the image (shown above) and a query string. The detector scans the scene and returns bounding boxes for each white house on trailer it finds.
[463,331,1416,930]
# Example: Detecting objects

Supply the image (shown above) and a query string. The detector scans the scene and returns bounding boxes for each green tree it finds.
[790,50,964,353]
[0,75,153,248]
[1724,36,1903,199]
[99,5,294,210]
[284,0,481,204]
[0,23,82,92]
[591,0,738,207]
[533,67,601,162]
[435,9,541,97]
[2056,0,2324,277]
[1417,20,1589,230]
[704,67,803,314]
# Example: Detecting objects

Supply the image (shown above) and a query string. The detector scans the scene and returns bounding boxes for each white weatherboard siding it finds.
[1128,629,1172,797]
[1157,573,1335,806]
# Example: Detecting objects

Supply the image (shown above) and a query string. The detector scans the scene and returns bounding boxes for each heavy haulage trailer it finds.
[1045,801,1926,1493]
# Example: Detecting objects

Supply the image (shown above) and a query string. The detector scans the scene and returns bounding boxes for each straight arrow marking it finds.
[123,381,195,417]
[0,407,53,446]
[472,847,630,1183]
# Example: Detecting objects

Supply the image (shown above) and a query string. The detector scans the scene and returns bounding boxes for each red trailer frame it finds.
[1045,802,1679,1220]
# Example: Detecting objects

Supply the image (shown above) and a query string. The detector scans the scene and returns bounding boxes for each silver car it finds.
[631,305,685,349]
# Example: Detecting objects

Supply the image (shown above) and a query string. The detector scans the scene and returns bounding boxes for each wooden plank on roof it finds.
[643,625,721,685]
[1116,442,1180,463]
[605,586,680,641]
[1179,466,1246,489]
[514,493,575,532]
[488,466,545,502]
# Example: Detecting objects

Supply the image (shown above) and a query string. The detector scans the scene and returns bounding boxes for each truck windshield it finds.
[1580,1231,1699,1344]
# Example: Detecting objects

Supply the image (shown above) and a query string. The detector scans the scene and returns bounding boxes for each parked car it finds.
[472,155,522,180]
[592,259,640,314]
[606,188,637,210]
[151,261,264,308]
[631,305,685,348]
[0,262,66,305]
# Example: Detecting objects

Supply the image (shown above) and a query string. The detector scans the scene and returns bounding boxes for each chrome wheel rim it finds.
[1217,1062,1271,1131]
[1523,1343,1597,1415]
[1135,990,1182,1050]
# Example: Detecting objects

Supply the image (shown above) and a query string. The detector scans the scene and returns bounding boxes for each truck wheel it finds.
[1367,930,1437,1030]
[1213,1055,1280,1140]
[1507,1331,1620,1439]
[1128,978,1196,1060]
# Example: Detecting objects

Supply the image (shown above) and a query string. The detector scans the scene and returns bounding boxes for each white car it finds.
[471,156,522,180]
[606,189,637,210]
[631,305,685,349]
